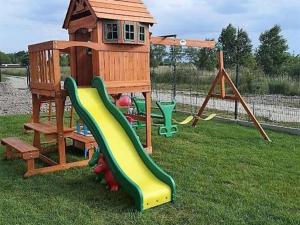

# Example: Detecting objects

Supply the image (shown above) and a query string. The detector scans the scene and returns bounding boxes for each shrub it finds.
[238,67,268,94]
[268,78,300,96]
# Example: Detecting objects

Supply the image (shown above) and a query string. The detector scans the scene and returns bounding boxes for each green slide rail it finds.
[65,77,176,211]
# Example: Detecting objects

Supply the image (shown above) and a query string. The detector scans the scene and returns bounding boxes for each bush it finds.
[238,67,269,94]
[268,78,300,96]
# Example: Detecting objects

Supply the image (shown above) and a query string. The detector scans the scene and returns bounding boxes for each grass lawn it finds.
[0,114,299,225]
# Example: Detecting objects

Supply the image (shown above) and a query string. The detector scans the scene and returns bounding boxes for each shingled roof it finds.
[63,0,156,29]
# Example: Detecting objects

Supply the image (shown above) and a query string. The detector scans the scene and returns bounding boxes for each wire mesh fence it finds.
[151,64,300,129]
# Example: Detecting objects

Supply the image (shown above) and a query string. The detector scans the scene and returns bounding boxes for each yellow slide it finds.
[65,77,176,211]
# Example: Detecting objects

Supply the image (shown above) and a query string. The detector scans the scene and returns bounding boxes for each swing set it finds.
[134,36,271,141]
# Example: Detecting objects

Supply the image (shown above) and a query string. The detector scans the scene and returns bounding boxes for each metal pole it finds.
[172,45,177,100]
[234,63,240,120]
[234,28,240,120]
[0,60,2,83]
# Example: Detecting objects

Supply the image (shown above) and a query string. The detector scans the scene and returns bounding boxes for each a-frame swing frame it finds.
[192,50,271,142]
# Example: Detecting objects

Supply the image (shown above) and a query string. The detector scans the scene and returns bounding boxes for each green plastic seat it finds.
[156,101,178,138]
[132,97,178,137]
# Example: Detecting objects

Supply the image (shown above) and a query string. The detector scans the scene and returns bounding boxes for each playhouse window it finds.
[104,22,119,41]
[124,23,135,42]
[139,25,145,42]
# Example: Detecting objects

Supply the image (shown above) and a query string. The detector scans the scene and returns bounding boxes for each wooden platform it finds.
[24,123,74,135]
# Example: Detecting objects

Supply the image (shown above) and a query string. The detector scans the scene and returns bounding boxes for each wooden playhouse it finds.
[1,0,157,177]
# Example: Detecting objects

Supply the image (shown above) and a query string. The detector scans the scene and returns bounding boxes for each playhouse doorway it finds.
[74,28,93,86]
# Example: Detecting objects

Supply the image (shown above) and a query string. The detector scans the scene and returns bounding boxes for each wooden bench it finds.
[67,132,97,159]
[1,137,40,177]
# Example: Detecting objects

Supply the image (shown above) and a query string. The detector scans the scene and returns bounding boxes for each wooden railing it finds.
[28,41,101,93]
[29,48,61,91]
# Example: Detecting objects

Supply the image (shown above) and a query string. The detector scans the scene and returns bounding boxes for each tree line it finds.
[0,51,29,66]
[1,24,299,80]
[150,24,300,80]
[0,51,69,67]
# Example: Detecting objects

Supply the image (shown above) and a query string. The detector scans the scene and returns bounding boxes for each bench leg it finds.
[5,146,14,160]
[26,159,35,174]
[88,147,95,160]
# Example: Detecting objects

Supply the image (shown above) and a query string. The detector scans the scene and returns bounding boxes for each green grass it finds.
[0,114,299,225]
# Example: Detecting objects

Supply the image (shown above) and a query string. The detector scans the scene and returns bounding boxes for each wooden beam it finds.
[39,154,58,166]
[144,92,152,154]
[192,70,222,126]
[218,51,226,99]
[222,69,271,141]
[150,36,216,49]
[210,94,238,101]
[24,160,90,177]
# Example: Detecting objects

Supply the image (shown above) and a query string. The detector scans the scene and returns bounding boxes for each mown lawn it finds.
[0,114,299,225]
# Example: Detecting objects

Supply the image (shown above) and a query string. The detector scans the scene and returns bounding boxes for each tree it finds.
[60,54,70,67]
[8,51,27,64]
[150,44,167,68]
[218,24,237,68]
[185,46,217,71]
[256,25,288,76]
[236,28,253,67]
[283,54,300,79]
[21,52,29,66]
[218,24,253,68]
[0,51,11,64]
[169,45,183,64]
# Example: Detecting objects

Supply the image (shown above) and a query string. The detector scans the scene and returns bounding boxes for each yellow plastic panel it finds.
[77,88,171,209]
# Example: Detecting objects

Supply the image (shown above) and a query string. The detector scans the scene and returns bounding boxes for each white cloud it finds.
[0,0,299,53]
[144,0,300,53]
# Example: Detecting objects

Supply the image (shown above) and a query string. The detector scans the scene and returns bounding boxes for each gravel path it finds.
[0,82,32,115]
[0,76,51,115]
[153,90,300,123]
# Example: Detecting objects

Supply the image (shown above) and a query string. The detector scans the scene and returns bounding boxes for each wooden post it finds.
[70,107,74,128]
[219,51,226,99]
[144,92,152,154]
[27,159,35,172]
[48,100,53,123]
[32,94,41,149]
[222,70,271,141]
[192,70,222,126]
[55,94,67,165]
[5,146,13,160]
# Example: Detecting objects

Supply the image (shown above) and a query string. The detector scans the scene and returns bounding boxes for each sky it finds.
[0,0,299,54]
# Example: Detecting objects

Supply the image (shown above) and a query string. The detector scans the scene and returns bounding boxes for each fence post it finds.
[171,45,177,100]
[234,28,240,120]
[0,67,1,83]
[234,63,240,120]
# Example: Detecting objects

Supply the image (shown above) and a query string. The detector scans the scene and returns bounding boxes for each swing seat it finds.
[132,98,178,137]
[156,101,178,138]
[132,98,164,119]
